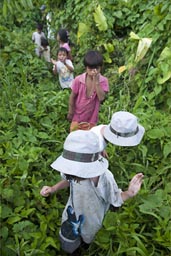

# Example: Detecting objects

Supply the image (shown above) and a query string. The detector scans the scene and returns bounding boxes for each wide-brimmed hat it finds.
[103,111,145,146]
[51,130,108,178]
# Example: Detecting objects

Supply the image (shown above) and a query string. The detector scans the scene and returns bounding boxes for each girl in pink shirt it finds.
[57,29,74,60]
[67,50,109,132]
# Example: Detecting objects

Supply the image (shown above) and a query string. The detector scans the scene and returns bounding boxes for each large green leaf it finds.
[130,32,152,63]
[77,22,90,40]
[93,5,108,31]
[147,128,165,139]
[1,205,13,219]
[163,142,171,158]
[157,47,171,84]
[2,1,7,18]
[40,237,59,250]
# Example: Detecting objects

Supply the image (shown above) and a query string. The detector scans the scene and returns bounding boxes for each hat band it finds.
[62,150,99,162]
[110,126,139,138]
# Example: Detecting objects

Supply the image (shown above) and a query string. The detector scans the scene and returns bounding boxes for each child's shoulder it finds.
[66,58,72,63]
[73,73,85,84]
[77,72,86,79]
[100,74,108,81]
[99,169,113,181]
[66,59,73,66]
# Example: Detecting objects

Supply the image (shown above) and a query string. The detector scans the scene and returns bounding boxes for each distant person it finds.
[46,12,53,40]
[40,130,144,254]
[57,29,74,60]
[40,4,47,23]
[67,50,109,132]
[40,37,51,62]
[40,5,53,40]
[32,23,46,57]
[32,5,46,27]
[39,4,48,35]
[51,47,74,89]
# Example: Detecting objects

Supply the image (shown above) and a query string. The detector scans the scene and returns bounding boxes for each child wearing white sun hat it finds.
[40,130,144,253]
[90,111,145,157]
[103,111,145,146]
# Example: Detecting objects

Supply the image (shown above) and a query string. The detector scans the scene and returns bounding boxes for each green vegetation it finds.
[0,0,171,255]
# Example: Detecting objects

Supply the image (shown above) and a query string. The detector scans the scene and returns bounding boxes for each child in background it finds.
[91,111,145,157]
[57,29,74,60]
[67,50,109,132]
[39,5,53,40]
[51,47,74,89]
[40,37,51,62]
[32,23,46,57]
[40,130,144,253]
[40,4,47,24]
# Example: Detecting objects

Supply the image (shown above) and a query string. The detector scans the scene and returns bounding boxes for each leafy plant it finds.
[1,0,171,255]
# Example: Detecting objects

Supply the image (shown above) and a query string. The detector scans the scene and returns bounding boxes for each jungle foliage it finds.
[0,0,171,255]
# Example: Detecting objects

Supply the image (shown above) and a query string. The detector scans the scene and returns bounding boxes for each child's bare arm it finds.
[121,173,144,201]
[51,58,56,65]
[64,61,74,72]
[40,180,69,197]
[67,51,73,61]
[93,72,106,102]
[51,59,57,74]
[67,92,76,121]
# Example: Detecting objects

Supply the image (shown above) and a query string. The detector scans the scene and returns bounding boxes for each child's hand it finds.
[40,186,52,197]
[62,57,67,63]
[67,112,73,121]
[92,70,100,84]
[51,58,56,65]
[58,56,67,63]
[101,150,109,158]
[127,173,144,197]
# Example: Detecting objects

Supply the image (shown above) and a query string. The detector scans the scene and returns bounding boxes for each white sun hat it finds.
[103,111,145,146]
[51,130,108,178]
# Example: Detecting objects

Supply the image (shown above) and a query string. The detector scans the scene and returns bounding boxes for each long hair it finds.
[57,29,75,47]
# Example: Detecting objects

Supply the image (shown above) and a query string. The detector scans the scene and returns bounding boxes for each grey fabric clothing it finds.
[32,31,46,56]
[61,169,123,244]
[40,45,50,62]
[91,124,107,151]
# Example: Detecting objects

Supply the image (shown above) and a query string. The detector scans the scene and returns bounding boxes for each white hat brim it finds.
[51,155,108,178]
[103,124,145,146]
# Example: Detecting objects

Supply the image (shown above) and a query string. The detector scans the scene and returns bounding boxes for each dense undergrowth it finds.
[0,0,171,255]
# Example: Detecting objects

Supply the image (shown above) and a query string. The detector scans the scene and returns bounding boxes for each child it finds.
[40,130,144,253]
[32,23,46,57]
[67,50,109,132]
[51,47,74,89]
[40,37,51,62]
[91,111,145,156]
[40,4,47,23]
[39,5,53,40]
[57,29,73,60]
